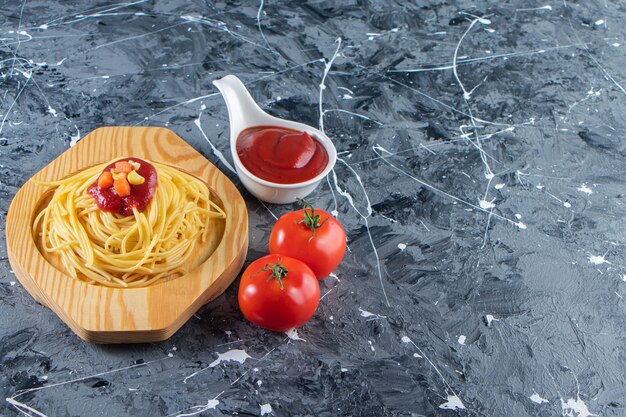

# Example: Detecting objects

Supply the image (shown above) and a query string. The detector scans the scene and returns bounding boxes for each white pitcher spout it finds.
[212,75,269,139]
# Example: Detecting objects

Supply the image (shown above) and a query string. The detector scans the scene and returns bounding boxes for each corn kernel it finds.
[127,170,145,185]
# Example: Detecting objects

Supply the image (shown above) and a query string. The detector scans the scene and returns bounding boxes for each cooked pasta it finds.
[32,159,226,288]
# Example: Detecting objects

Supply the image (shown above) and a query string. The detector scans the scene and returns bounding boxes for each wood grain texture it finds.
[6,126,248,344]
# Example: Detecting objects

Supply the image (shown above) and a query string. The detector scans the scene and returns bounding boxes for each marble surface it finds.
[1,0,625,416]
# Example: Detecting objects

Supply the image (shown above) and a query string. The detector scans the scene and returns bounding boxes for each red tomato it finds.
[269,202,346,279]
[238,254,320,332]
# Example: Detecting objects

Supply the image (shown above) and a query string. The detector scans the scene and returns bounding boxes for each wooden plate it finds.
[6,126,248,344]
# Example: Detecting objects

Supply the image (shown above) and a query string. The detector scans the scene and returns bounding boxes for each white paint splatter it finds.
[452,18,480,100]
[379,213,398,223]
[181,14,201,22]
[285,329,306,341]
[484,28,496,33]
[515,214,522,219]
[318,38,342,132]
[341,367,348,372]
[586,88,601,97]
[516,5,552,12]
[577,184,593,194]
[485,314,498,326]
[560,397,597,417]
[194,113,235,173]
[7,355,172,415]
[260,403,273,415]
[530,392,549,404]
[178,399,220,416]
[183,350,250,383]
[323,108,383,126]
[6,398,47,417]
[15,68,31,79]
[495,183,505,189]
[144,90,217,120]
[359,308,386,319]
[622,274,626,282]
[368,340,375,352]
[563,201,572,208]
[10,281,16,286]
[457,335,466,345]
[398,243,407,251]
[69,126,81,147]
[588,255,609,265]
[612,43,621,47]
[595,19,605,25]
[373,145,525,230]
[208,349,251,368]
[256,0,275,54]
[479,199,496,209]
[536,184,544,190]
[331,210,339,217]
[47,106,57,117]
[439,394,466,410]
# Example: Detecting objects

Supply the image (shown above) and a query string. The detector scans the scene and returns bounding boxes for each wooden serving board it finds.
[6,126,248,344]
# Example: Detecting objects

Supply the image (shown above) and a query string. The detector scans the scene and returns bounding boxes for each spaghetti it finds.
[32,159,226,288]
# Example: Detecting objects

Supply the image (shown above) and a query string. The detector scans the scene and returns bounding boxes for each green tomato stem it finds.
[261,261,288,290]
[296,198,328,239]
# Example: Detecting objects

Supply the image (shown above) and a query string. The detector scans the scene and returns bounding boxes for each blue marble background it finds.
[1,1,625,416]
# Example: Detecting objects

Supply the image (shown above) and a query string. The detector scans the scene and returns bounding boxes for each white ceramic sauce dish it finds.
[213,75,337,204]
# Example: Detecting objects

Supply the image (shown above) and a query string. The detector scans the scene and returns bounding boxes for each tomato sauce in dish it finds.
[236,126,329,184]
[88,158,158,216]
